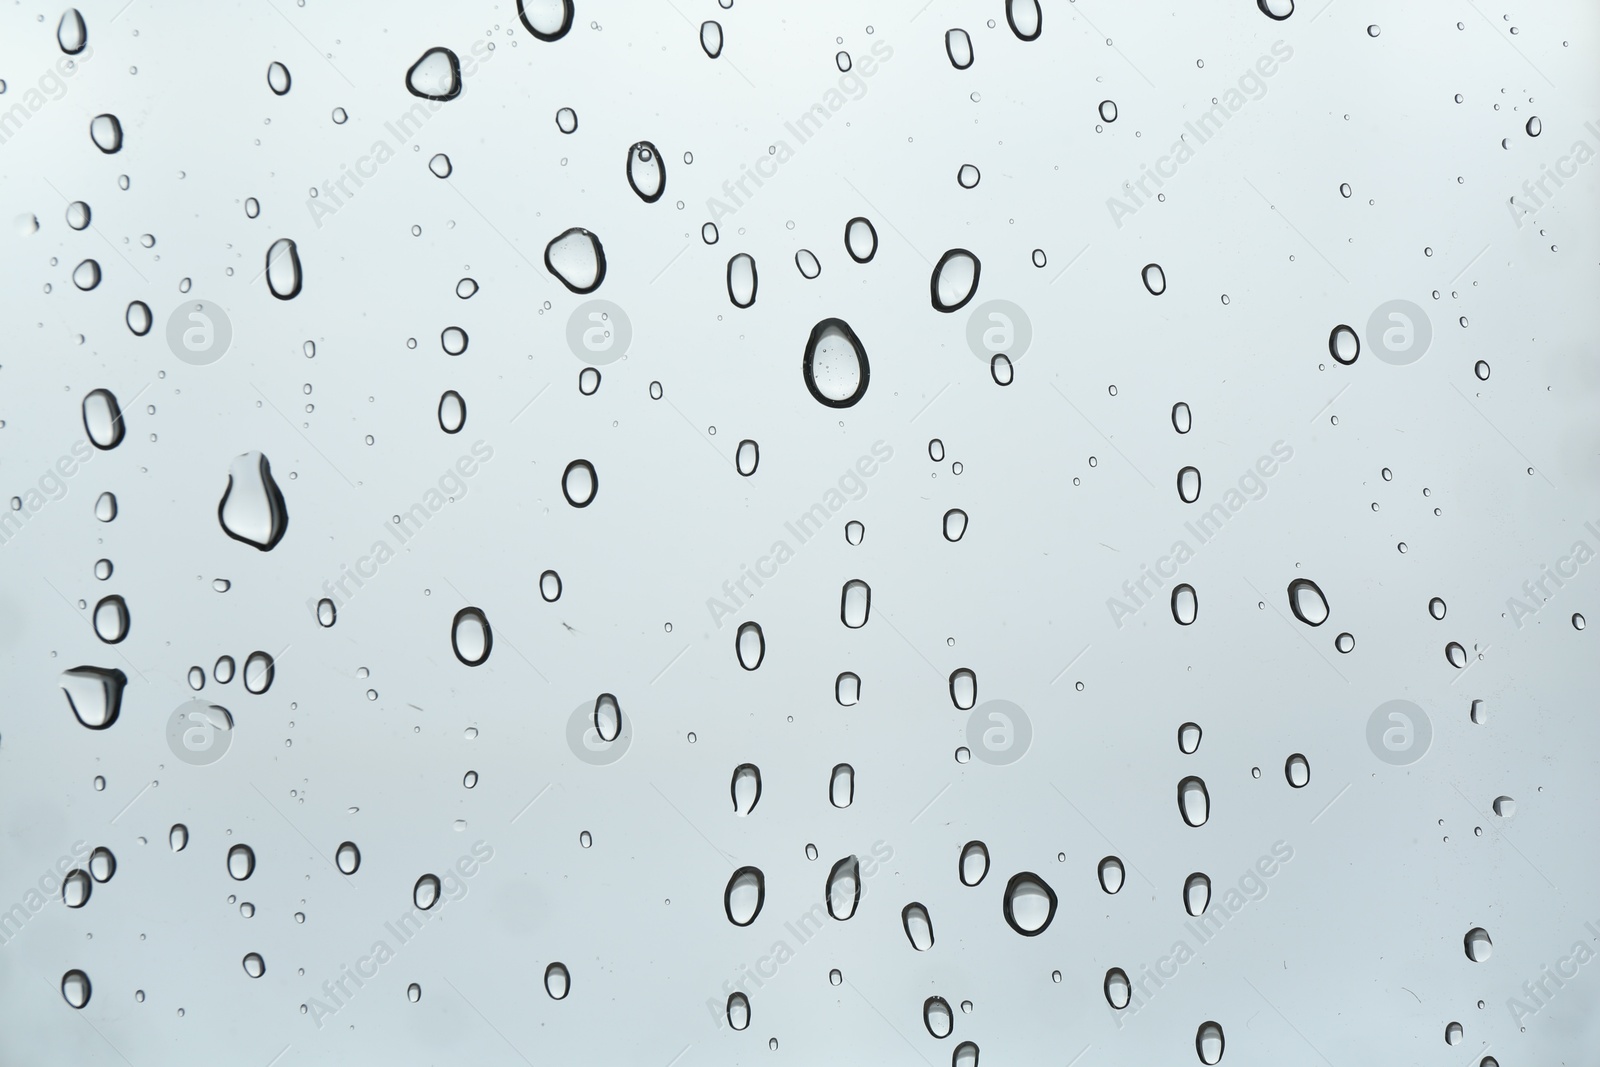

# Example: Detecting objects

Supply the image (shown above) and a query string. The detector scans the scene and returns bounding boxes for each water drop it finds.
[949,667,976,710]
[450,607,493,666]
[266,61,291,95]
[89,113,122,153]
[1464,927,1492,962]
[931,249,981,312]
[943,508,968,542]
[1178,721,1201,754]
[438,390,466,433]
[539,570,562,602]
[544,962,570,999]
[1170,584,1198,625]
[414,874,441,910]
[218,452,289,550]
[1285,753,1310,787]
[726,252,757,308]
[724,866,765,926]
[924,996,953,1038]
[958,840,989,886]
[700,21,723,58]
[795,248,821,278]
[945,28,974,69]
[336,841,360,875]
[62,970,91,1009]
[829,763,855,808]
[844,217,878,263]
[902,902,934,950]
[1329,324,1360,364]
[1178,776,1210,826]
[1098,856,1125,894]
[735,621,765,670]
[60,666,126,729]
[1171,402,1192,433]
[802,318,869,407]
[561,459,598,507]
[1005,0,1042,41]
[626,141,666,203]
[826,855,861,920]
[545,227,606,293]
[1196,1021,1225,1065]
[1141,263,1166,295]
[1002,872,1057,935]
[227,844,255,881]
[1287,578,1329,626]
[731,764,762,815]
[405,47,461,101]
[1184,872,1211,916]
[517,0,575,40]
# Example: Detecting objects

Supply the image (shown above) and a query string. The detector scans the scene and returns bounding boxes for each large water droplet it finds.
[835,671,860,705]
[92,595,129,644]
[264,238,302,299]
[1446,641,1468,668]
[1171,584,1198,626]
[561,459,598,507]
[1178,776,1210,826]
[336,841,360,875]
[218,452,289,551]
[89,113,122,153]
[82,388,125,450]
[243,952,266,978]
[795,248,821,279]
[58,8,87,54]
[1172,401,1192,434]
[544,962,570,999]
[731,763,762,815]
[1258,0,1294,19]
[125,300,152,336]
[735,439,759,476]
[1196,1021,1225,1064]
[539,570,562,602]
[724,865,765,926]
[545,228,606,293]
[726,252,757,307]
[735,621,765,670]
[726,991,749,1029]
[405,47,462,101]
[266,61,291,95]
[518,0,575,41]
[1464,927,1492,962]
[924,996,953,1038]
[243,651,275,694]
[1287,579,1329,626]
[700,20,723,57]
[1141,262,1166,295]
[840,579,871,628]
[1005,0,1042,40]
[450,607,493,666]
[1104,968,1131,1009]
[62,969,91,1009]
[943,508,968,542]
[71,258,101,290]
[227,844,256,881]
[1329,324,1360,364]
[1177,465,1201,503]
[803,318,869,407]
[1178,721,1202,754]
[844,216,878,263]
[592,693,621,742]
[169,824,188,852]
[438,390,466,434]
[414,874,441,910]
[66,201,90,230]
[60,666,126,729]
[829,763,855,808]
[1002,872,1057,935]
[1184,872,1211,915]
[1285,753,1310,788]
[958,840,989,887]
[626,141,665,202]
[62,868,92,907]
[930,249,980,312]
[902,902,934,950]
[826,855,861,920]
[945,28,973,69]
[1098,856,1125,894]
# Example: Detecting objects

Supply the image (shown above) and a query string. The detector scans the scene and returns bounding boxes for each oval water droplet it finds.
[844,216,878,263]
[60,666,126,729]
[414,874,441,910]
[731,763,762,815]
[1178,776,1210,826]
[1258,0,1294,20]
[1445,1021,1462,1045]
[125,300,152,336]
[58,8,87,54]
[218,452,289,551]
[450,607,493,666]
[62,969,91,1009]
[82,389,125,450]
[735,621,765,670]
[726,252,757,308]
[1098,856,1125,894]
[1329,324,1360,364]
[724,865,765,926]
[958,840,989,887]
[1464,927,1492,962]
[96,491,118,522]
[264,238,302,299]
[1184,872,1211,916]
[89,113,122,153]
[826,855,861,920]
[227,844,255,881]
[795,248,821,278]
[1526,116,1541,137]
[1287,579,1329,626]
[438,390,466,434]
[726,991,749,1029]
[1005,0,1042,40]
[626,141,666,203]
[845,520,864,545]
[700,21,724,57]
[829,763,855,808]
[1141,262,1166,295]
[945,28,974,69]
[72,258,101,290]
[214,655,235,684]
[407,983,422,1003]
[835,671,861,705]
[1176,465,1203,503]
[956,163,981,188]
[803,318,869,407]
[1171,584,1198,626]
[592,693,622,742]
[405,47,462,101]
[92,595,129,644]
[554,107,577,133]
[316,597,337,627]
[1493,795,1514,818]
[544,227,606,293]
[931,249,981,313]
[1002,872,1057,935]
[947,667,977,710]
[1196,1021,1225,1065]
[1099,99,1118,122]
[943,509,968,542]
[1104,968,1131,1009]
[66,201,90,230]
[902,902,934,951]
[561,459,598,507]
[840,579,871,628]
[924,996,953,1038]
[333,841,361,875]
[1429,596,1446,620]
[517,0,575,40]
[441,326,468,355]
[242,952,266,978]
[1285,753,1310,788]
[169,824,188,852]
[1172,402,1192,433]
[1446,641,1468,668]
[62,868,91,907]
[544,962,570,999]
[243,651,274,694]
[1178,721,1202,754]
[266,61,291,95]
[578,367,600,395]
[539,570,562,602]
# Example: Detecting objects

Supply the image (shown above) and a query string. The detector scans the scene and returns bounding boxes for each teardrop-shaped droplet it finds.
[735,621,766,670]
[924,996,953,1038]
[1177,465,1201,503]
[82,388,125,450]
[803,318,870,407]
[949,668,976,710]
[92,595,129,644]
[218,452,289,551]
[125,300,152,336]
[826,855,861,920]
[1284,753,1310,788]
[844,216,878,262]
[1104,967,1131,1009]
[61,969,91,1009]
[1172,402,1192,433]
[835,671,861,706]
[1464,927,1492,962]
[243,651,275,694]
[795,248,821,279]
[169,824,189,852]
[726,991,749,1029]
[62,868,92,907]
[539,570,562,602]
[1446,641,1468,668]
[700,20,724,57]
[1178,721,1202,754]
[724,865,765,926]
[1006,0,1042,40]
[89,113,122,153]
[1178,776,1210,827]
[561,459,598,507]
[405,47,462,101]
[1329,324,1360,364]
[517,0,575,40]
[943,508,968,542]
[840,579,871,628]
[734,438,759,476]
[626,141,665,203]
[1141,262,1166,295]
[1097,856,1125,895]
[1287,579,1329,626]
[227,844,256,881]
[727,252,757,307]
[335,841,360,875]
[1002,872,1057,935]
[958,840,989,887]
[902,902,935,951]
[829,763,855,808]
[945,28,973,68]
[450,607,493,666]
[731,763,762,815]
[1171,584,1198,626]
[266,60,291,95]
[1196,1020,1225,1064]
[592,693,622,742]
[545,227,606,293]
[264,237,302,299]
[1258,0,1294,19]
[436,390,466,434]
[1184,872,1211,916]
[544,962,570,999]
[58,8,88,54]
[414,873,441,910]
[60,666,127,729]
[930,249,980,312]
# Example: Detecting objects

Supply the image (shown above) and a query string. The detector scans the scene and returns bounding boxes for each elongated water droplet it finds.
[844,216,878,263]
[1177,465,1201,503]
[336,841,360,875]
[1185,872,1211,915]
[930,249,980,312]
[924,996,953,1038]
[726,991,749,1029]
[1445,1021,1462,1045]
[82,388,125,450]
[945,28,973,68]
[264,238,302,299]
[593,693,621,741]
[89,113,122,153]
[219,452,289,550]
[60,666,126,729]
[731,763,762,815]
[1002,872,1057,935]
[700,20,723,57]
[517,0,574,40]
[545,227,606,293]
[959,841,989,887]
[1171,584,1198,626]
[1258,0,1294,19]
[405,47,461,101]
[902,902,934,950]
[835,671,861,706]
[949,667,976,710]
[727,252,757,307]
[1172,401,1192,433]
[795,248,821,279]
[1196,1021,1225,1064]
[214,655,235,684]
[243,651,274,694]
[1098,856,1125,894]
[579,367,600,395]
[125,300,151,336]
[840,579,871,628]
[826,855,861,920]
[1526,116,1541,137]
[63,868,91,907]
[414,873,441,910]
[438,390,466,434]
[1429,596,1446,620]
[1285,753,1310,787]
[1006,0,1041,40]
[1464,927,1492,962]
[227,844,256,881]
[1287,579,1329,626]
[803,318,870,407]
[62,969,91,1009]
[829,763,855,808]
[544,962,570,999]
[169,824,188,852]
[1141,262,1166,295]
[266,61,291,95]
[58,8,87,54]
[724,866,765,926]
[1178,776,1210,827]
[93,595,129,644]
[1178,721,1202,754]
[450,607,493,666]
[734,439,759,476]
[562,459,598,507]
[991,354,1013,385]
[407,983,422,1003]
[943,508,968,542]
[1329,324,1360,364]
[735,621,765,670]
[539,570,562,602]
[626,141,665,203]
[1446,641,1468,668]
[316,598,337,627]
